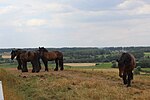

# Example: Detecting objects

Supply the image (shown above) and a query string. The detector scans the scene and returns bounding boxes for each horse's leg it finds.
[32,59,41,73]
[35,59,40,73]
[59,59,64,71]
[22,62,28,72]
[42,59,48,71]
[123,72,127,85]
[38,60,41,70]
[54,59,58,71]
[131,71,133,80]
[31,61,35,73]
[17,60,22,70]
[127,71,132,87]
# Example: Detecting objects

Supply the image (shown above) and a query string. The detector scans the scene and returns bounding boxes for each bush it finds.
[133,68,140,75]
[136,66,141,71]
[133,66,141,75]
[111,61,117,68]
[137,59,150,68]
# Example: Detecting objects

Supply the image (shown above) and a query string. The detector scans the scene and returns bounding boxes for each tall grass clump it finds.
[0,68,24,100]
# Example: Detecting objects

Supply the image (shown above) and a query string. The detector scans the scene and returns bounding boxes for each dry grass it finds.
[0,68,24,100]
[1,68,150,100]
[64,63,96,67]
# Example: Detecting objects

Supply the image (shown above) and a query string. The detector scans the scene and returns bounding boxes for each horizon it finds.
[0,45,150,49]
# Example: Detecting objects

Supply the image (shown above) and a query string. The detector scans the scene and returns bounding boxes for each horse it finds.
[117,52,136,87]
[11,49,24,70]
[38,47,64,71]
[11,49,41,73]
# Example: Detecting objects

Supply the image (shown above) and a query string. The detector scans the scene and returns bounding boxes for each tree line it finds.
[0,47,150,68]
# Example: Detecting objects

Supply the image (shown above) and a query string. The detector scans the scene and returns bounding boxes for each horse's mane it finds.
[120,52,130,59]
[39,47,48,52]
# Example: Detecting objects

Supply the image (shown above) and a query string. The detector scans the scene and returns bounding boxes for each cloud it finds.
[117,0,150,15]
[26,19,48,27]
[0,5,17,14]
[117,0,145,9]
[137,4,150,14]
[46,3,77,13]
[0,0,150,48]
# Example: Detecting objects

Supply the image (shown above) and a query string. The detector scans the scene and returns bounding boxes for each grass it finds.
[144,52,150,57]
[0,62,112,71]
[0,66,150,100]
[0,63,18,68]
[65,62,112,69]
[0,68,25,100]
[141,68,150,71]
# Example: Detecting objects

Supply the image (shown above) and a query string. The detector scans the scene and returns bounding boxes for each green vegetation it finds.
[142,68,150,71]
[144,52,150,58]
[0,47,150,68]
[0,62,112,69]
[0,63,18,68]
[0,47,146,64]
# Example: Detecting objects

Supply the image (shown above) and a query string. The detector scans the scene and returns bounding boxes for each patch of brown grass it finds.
[2,68,150,100]
[0,68,24,100]
[64,63,96,67]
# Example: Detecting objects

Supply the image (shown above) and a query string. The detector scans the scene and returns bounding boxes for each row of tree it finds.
[0,47,150,67]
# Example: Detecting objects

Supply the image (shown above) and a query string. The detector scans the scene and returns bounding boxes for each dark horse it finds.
[117,53,136,87]
[38,47,64,71]
[11,49,24,70]
[11,49,41,72]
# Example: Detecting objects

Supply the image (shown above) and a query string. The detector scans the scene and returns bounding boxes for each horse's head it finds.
[39,47,48,52]
[38,47,48,57]
[11,49,24,60]
[116,59,125,78]
[11,50,17,60]
[38,47,48,56]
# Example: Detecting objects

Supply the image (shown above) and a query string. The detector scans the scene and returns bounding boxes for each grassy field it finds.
[0,63,150,100]
[144,52,150,57]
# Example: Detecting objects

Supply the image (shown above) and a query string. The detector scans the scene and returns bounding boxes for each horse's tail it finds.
[59,57,64,70]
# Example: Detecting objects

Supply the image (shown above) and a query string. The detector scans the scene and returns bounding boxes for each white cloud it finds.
[0,5,17,14]
[137,4,150,14]
[0,0,150,47]
[117,0,150,15]
[117,0,145,9]
[26,19,48,27]
[46,3,77,13]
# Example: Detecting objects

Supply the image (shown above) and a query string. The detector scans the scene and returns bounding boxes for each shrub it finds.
[111,61,117,68]
[136,66,141,71]
[137,59,150,68]
[133,68,140,75]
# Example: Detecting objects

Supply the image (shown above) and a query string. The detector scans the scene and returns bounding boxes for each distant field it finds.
[0,62,112,69]
[144,52,150,57]
[64,63,96,67]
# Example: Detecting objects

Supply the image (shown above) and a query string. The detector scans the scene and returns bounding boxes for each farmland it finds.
[0,63,150,100]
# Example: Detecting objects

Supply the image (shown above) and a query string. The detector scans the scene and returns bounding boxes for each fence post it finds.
[0,81,4,100]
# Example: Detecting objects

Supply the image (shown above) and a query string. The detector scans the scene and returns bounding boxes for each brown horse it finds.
[11,49,41,72]
[38,47,64,71]
[11,49,24,70]
[117,53,136,87]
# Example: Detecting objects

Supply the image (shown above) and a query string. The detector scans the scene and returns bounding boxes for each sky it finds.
[0,0,150,48]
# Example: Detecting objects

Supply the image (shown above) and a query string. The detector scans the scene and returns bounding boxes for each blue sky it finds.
[0,0,150,48]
